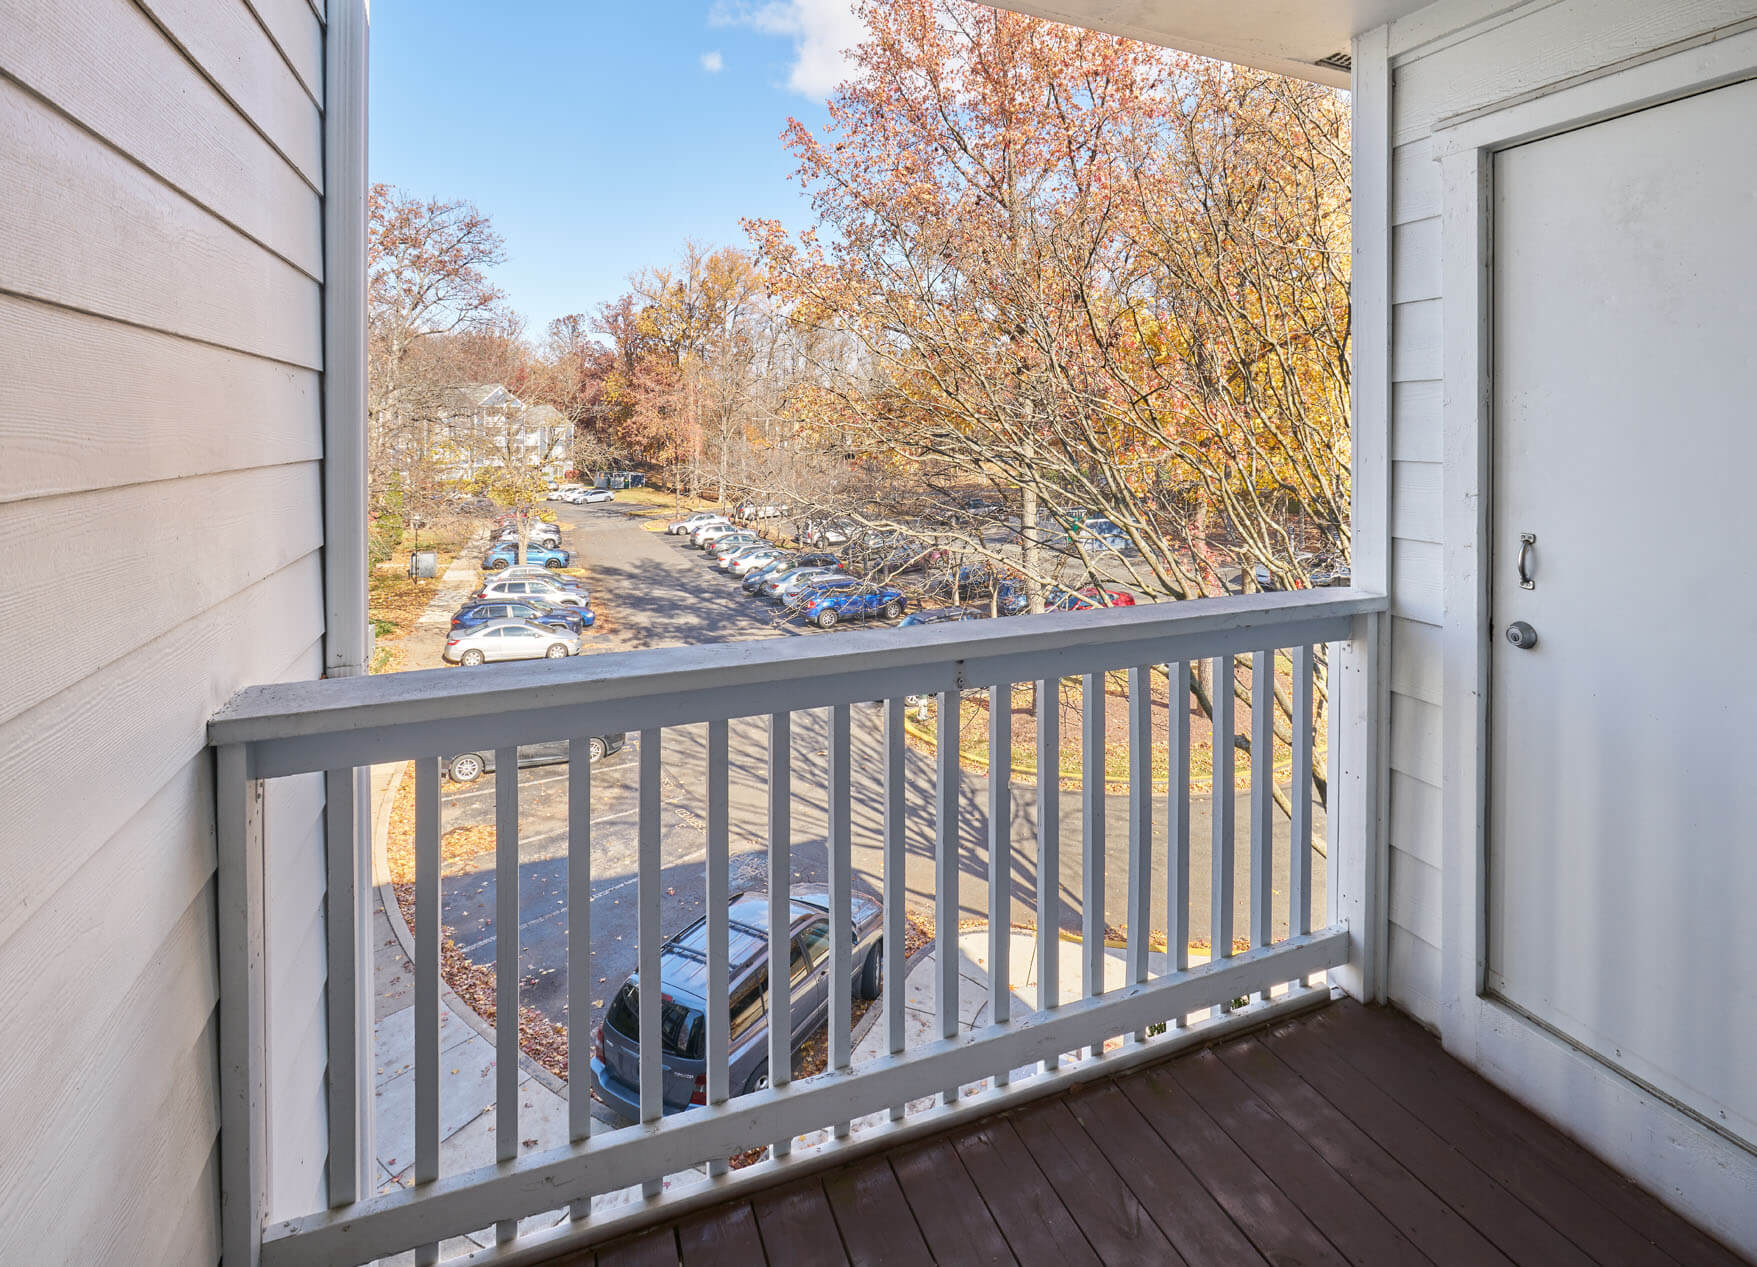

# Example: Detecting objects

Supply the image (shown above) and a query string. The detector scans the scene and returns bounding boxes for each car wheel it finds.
[448,753,484,784]
[460,649,485,666]
[545,558,564,569]
[485,559,506,570]
[545,643,569,658]
[883,600,902,619]
[588,737,608,762]
[858,939,883,1000]
[817,609,838,629]
[744,1063,769,1095]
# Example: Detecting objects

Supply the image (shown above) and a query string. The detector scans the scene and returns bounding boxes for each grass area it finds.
[611,485,721,518]
[367,518,476,673]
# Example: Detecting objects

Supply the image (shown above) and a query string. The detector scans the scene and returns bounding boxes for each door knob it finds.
[1506,621,1538,650]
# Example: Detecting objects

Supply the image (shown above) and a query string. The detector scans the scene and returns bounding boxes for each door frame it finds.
[1432,23,1757,1236]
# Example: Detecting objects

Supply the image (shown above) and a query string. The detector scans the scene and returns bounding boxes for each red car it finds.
[1051,585,1137,610]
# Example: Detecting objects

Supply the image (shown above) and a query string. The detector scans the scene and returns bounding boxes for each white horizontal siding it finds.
[0,74,322,367]
[0,0,331,1254]
[0,294,321,505]
[0,0,322,275]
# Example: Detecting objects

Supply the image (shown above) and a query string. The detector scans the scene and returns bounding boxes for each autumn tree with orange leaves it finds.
[749,0,1351,802]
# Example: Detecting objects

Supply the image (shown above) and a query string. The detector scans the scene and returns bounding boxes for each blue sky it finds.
[369,1,859,335]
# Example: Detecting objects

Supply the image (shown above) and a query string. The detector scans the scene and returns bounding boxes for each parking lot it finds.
[414,498,1323,1119]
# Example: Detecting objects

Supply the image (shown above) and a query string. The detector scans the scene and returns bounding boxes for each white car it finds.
[474,576,591,608]
[736,501,787,520]
[690,521,744,549]
[725,545,786,575]
[765,566,846,602]
[668,511,729,536]
[442,618,579,665]
[571,488,614,503]
[547,485,585,501]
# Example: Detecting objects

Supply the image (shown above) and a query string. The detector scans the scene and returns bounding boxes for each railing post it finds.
[217,743,265,1267]
[323,766,374,1206]
[1328,610,1386,1002]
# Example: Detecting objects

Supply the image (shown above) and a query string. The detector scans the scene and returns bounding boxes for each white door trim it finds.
[1433,26,1757,1253]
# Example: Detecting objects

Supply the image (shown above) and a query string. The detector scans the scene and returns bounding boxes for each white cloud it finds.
[710,0,864,98]
[700,49,725,73]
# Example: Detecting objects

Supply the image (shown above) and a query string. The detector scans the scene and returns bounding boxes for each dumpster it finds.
[408,549,438,579]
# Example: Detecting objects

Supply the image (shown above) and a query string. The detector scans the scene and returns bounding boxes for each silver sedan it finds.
[443,618,579,666]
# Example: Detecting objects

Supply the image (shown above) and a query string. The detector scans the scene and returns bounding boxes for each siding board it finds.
[1389,618,1444,705]
[1391,460,1443,545]
[0,294,321,505]
[1391,219,1441,303]
[0,76,322,368]
[134,0,323,188]
[0,555,324,952]
[1392,298,1443,380]
[1386,923,1443,1028]
[1390,539,1444,625]
[0,0,322,277]
[1389,849,1444,946]
[1389,693,1443,785]
[1388,770,1444,869]
[1391,380,1443,462]
[242,0,324,104]
[0,463,325,727]
[1390,138,1440,224]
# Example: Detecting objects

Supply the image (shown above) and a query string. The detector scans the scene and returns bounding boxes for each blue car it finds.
[483,541,571,570]
[450,598,592,635]
[900,606,983,627]
[994,579,1029,615]
[799,583,905,629]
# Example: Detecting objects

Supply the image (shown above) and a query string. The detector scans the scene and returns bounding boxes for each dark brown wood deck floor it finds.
[553,1000,1748,1267]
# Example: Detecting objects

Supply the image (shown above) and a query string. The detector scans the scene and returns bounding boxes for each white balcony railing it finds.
[210,587,1385,1267]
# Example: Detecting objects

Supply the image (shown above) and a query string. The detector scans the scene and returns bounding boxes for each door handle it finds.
[1517,533,1536,589]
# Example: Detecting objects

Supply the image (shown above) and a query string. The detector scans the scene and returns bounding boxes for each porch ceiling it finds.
[990,0,1438,86]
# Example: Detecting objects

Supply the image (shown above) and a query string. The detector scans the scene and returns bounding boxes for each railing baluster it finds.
[1127,666,1152,1042]
[323,766,369,1207]
[828,704,853,1136]
[494,748,519,1241]
[706,720,731,1175]
[1291,644,1316,984]
[884,697,906,1121]
[566,739,593,1217]
[1036,678,1059,1071]
[1169,662,1191,1027]
[413,757,441,1265]
[988,683,1011,1086]
[637,730,663,1196]
[1251,650,1275,1003]
[768,712,792,1157]
[936,689,959,1104]
[1212,658,1235,1016]
[1081,672,1105,1058]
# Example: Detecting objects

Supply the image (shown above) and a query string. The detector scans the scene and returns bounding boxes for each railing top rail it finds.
[212,588,1384,779]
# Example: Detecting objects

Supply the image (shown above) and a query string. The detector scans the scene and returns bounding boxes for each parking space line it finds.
[439,758,637,803]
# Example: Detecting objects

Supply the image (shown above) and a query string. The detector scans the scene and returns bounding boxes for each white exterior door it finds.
[1487,78,1757,1146]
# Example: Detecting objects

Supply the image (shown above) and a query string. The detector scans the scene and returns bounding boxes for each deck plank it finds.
[676,1199,766,1266]
[821,1154,933,1266]
[1008,1097,1188,1265]
[1167,1047,1428,1265]
[592,1223,678,1267]
[1061,1080,1269,1266]
[1217,1035,1514,1266]
[951,1117,1100,1267]
[750,1177,850,1265]
[1119,1059,1352,1267]
[1343,1003,1749,1267]
[1304,1007,1682,1267]
[886,1139,1016,1267]
[1261,1017,1598,1266]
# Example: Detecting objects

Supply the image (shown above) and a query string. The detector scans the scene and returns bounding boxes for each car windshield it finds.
[605,981,705,1059]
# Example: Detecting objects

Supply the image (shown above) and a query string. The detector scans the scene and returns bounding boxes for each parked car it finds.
[442,618,580,665]
[900,606,984,627]
[496,523,562,548]
[590,887,883,1119]
[444,733,626,784]
[867,542,949,577]
[473,576,591,608]
[797,518,853,548]
[765,566,847,603]
[690,522,746,549]
[668,512,729,536]
[735,501,786,520]
[798,583,906,628]
[489,565,588,592]
[785,574,861,611]
[547,485,586,501]
[716,541,774,570]
[1072,522,1129,553]
[575,488,615,504]
[1047,584,1137,610]
[450,598,591,634]
[726,545,788,576]
[483,541,571,570]
[704,531,761,559]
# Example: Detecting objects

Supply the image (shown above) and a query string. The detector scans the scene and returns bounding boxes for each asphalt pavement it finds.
[428,499,1327,1043]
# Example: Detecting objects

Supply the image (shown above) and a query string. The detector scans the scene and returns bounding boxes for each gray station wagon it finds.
[590,887,883,1119]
